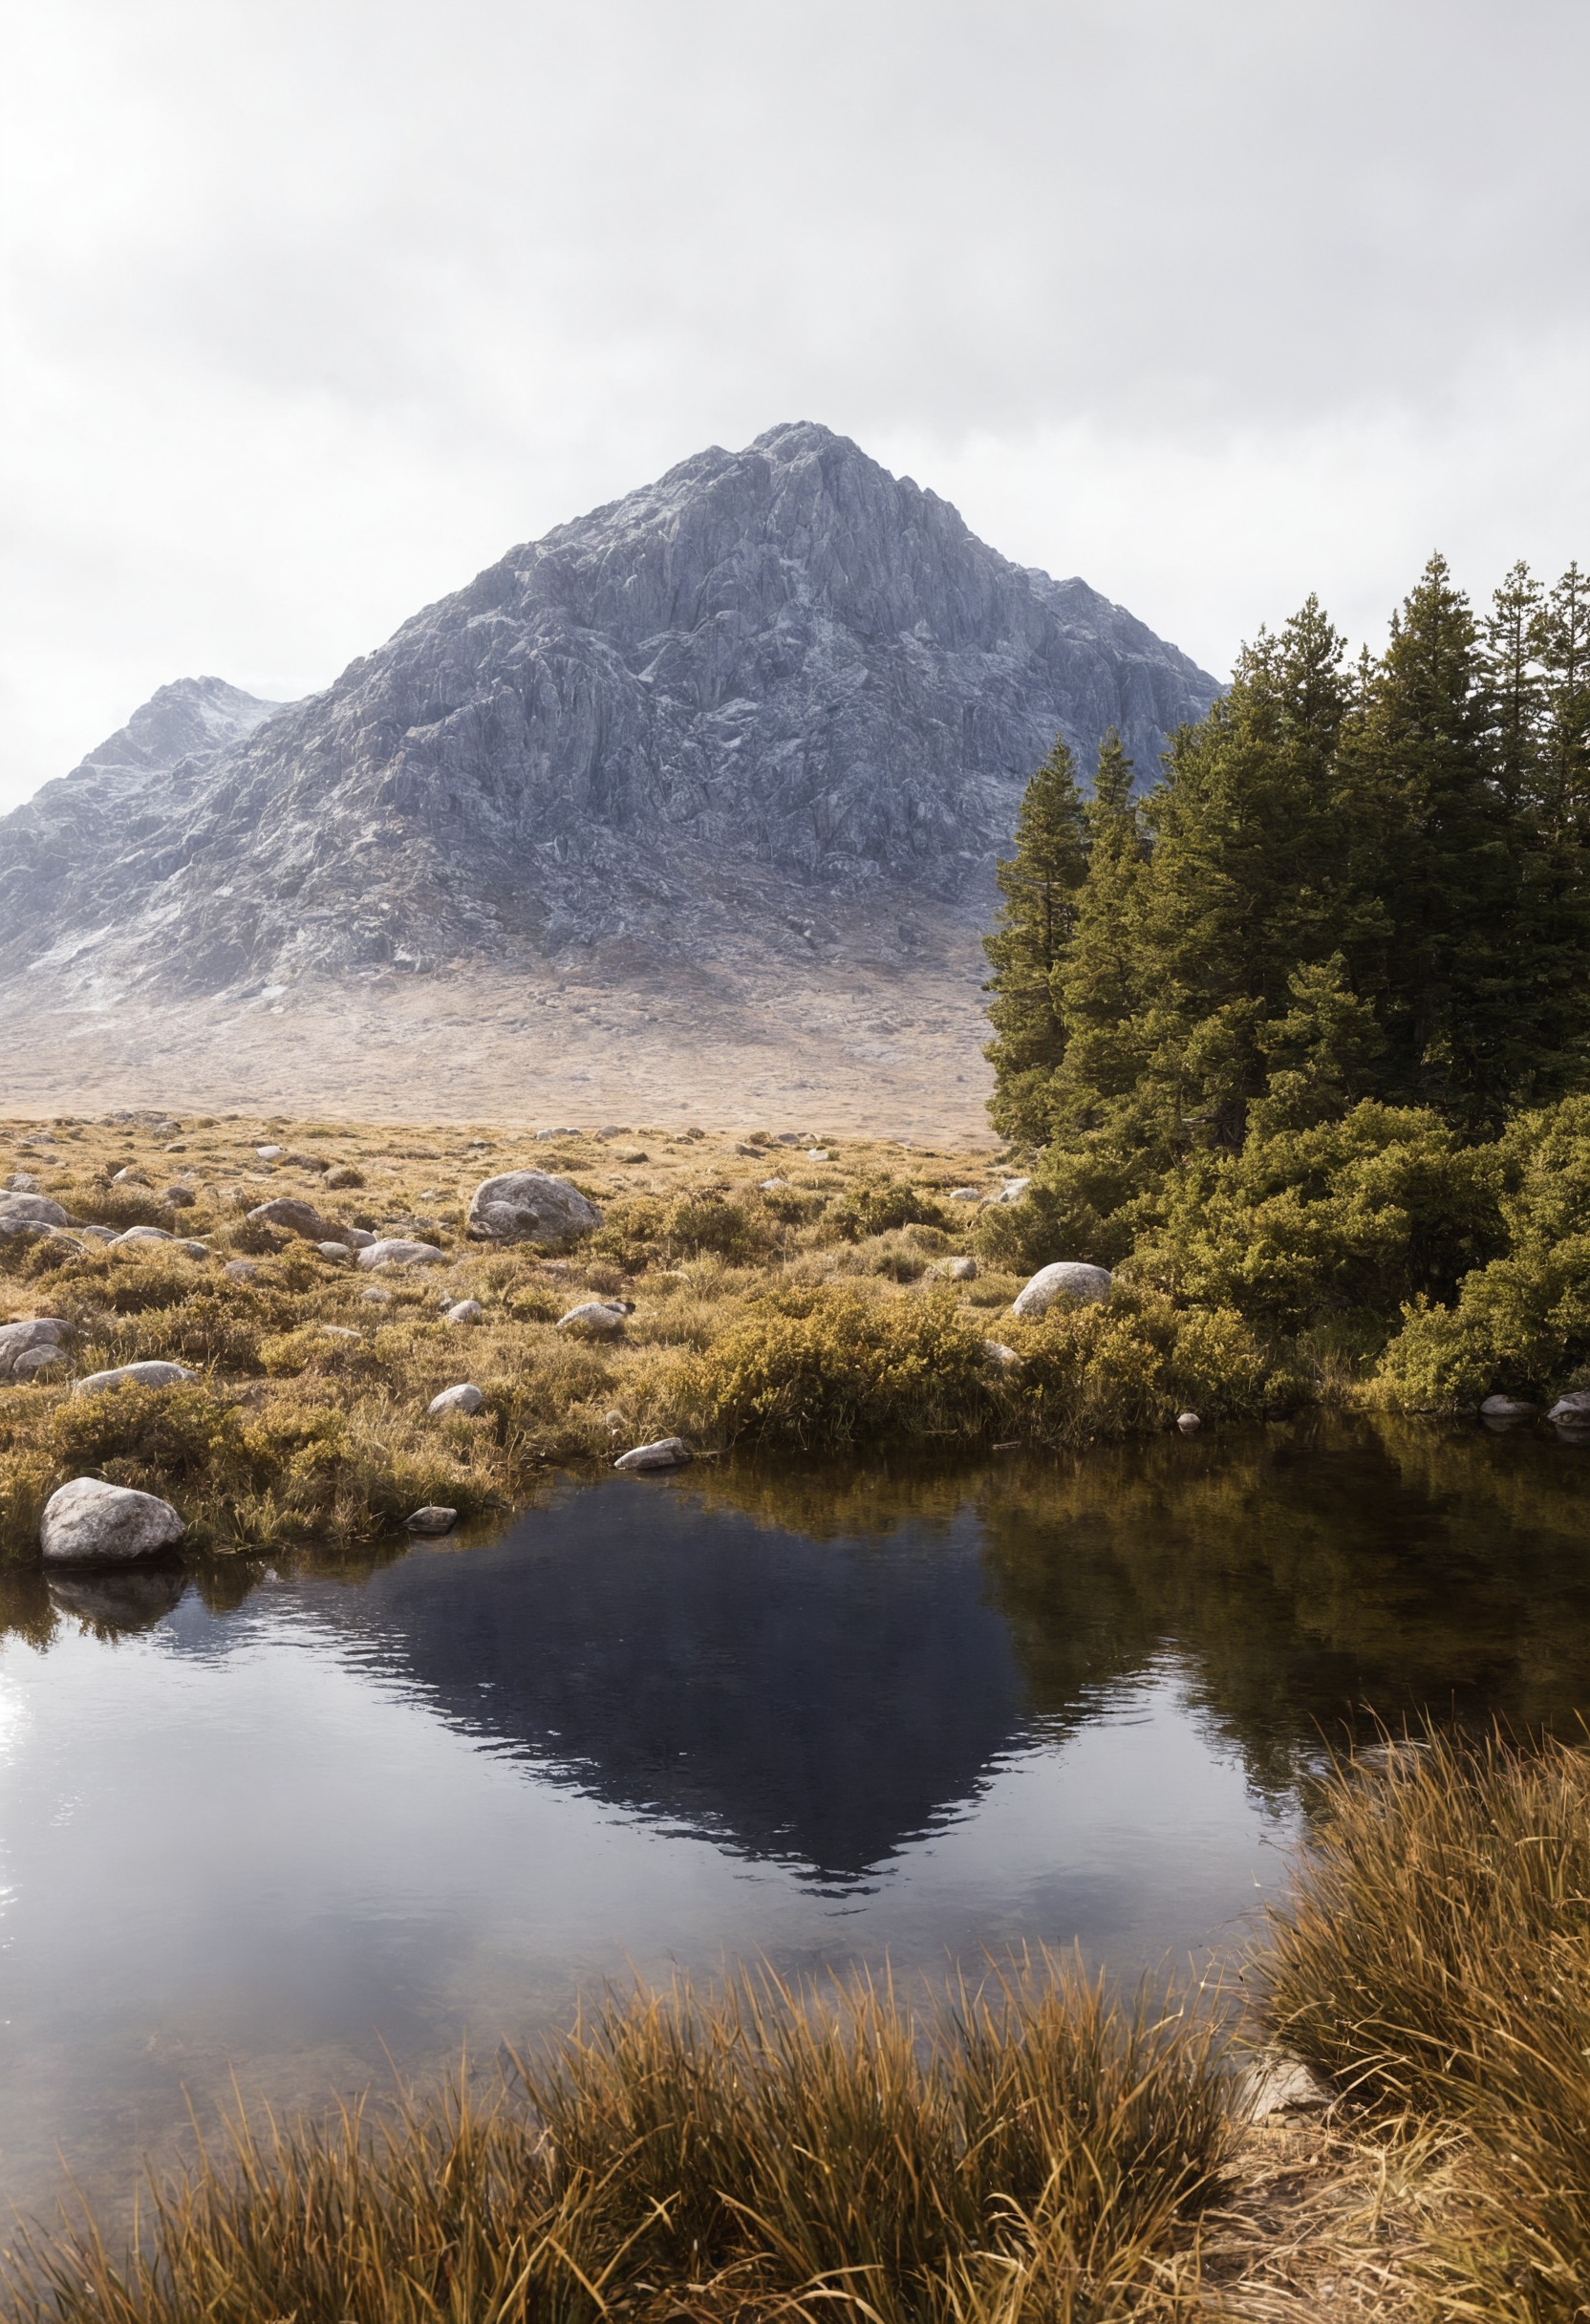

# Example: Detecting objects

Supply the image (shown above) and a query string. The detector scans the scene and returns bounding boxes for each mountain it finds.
[0,422,1219,999]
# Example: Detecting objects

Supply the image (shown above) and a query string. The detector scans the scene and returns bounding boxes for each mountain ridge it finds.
[1,422,1219,1001]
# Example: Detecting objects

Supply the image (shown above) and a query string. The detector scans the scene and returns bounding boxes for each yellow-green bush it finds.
[826,1177,950,1243]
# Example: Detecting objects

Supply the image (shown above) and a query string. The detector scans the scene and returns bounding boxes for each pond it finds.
[2,1412,1589,2225]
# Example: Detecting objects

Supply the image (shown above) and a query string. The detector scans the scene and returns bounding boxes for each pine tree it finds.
[982,736,1087,1144]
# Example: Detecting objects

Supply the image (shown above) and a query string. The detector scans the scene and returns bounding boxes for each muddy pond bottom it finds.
[2,1414,1588,2223]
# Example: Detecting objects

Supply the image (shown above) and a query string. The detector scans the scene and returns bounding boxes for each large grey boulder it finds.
[1011,1262,1113,1318]
[0,1317,72,1379]
[467,1171,601,1248]
[73,1360,195,1396]
[426,1383,484,1416]
[0,1193,70,1236]
[557,1299,632,1334]
[40,1477,185,1564]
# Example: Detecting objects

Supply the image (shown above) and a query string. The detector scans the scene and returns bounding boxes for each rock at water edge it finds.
[41,1477,185,1564]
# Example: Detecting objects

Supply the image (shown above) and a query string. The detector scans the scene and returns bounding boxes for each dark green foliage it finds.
[826,1177,949,1241]
[981,735,1088,1144]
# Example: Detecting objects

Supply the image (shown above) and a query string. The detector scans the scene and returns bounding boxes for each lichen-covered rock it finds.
[40,1477,185,1565]
[467,1171,601,1248]
[406,1506,459,1534]
[247,1197,346,1243]
[557,1300,632,1334]
[73,1360,195,1396]
[0,1193,70,1235]
[356,1237,444,1269]
[613,1437,691,1472]
[0,1316,72,1379]
[1011,1262,1113,1318]
[426,1383,484,1416]
[444,1300,484,1324]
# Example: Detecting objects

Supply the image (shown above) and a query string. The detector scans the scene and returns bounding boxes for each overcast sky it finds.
[3,0,1587,810]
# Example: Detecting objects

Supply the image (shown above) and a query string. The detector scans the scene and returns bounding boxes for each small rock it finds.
[1547,1389,1590,1421]
[1239,2055,1331,2121]
[534,1126,579,1141]
[805,1149,831,1161]
[427,1383,484,1417]
[613,1436,691,1472]
[315,1240,354,1263]
[161,1185,197,1208]
[342,1226,376,1249]
[111,1224,175,1245]
[948,1187,982,1202]
[74,1360,196,1396]
[225,1259,257,1280]
[996,1177,1032,1205]
[984,1341,1021,1366]
[76,1224,116,1243]
[467,1169,601,1246]
[40,1477,185,1564]
[558,1300,634,1333]
[356,1238,445,1269]
[177,1240,211,1260]
[937,1256,978,1280]
[595,1125,626,1139]
[0,1316,73,1379]
[759,1176,788,1192]
[774,1130,805,1144]
[1479,1392,1537,1419]
[319,1324,361,1341]
[12,1345,69,1380]
[1011,1262,1113,1318]
[247,1197,344,1243]
[256,1145,283,1160]
[360,1284,393,1304]
[110,1167,147,1185]
[405,1505,459,1535]
[444,1300,484,1324]
[5,1172,39,1192]
[1177,1410,1202,1434]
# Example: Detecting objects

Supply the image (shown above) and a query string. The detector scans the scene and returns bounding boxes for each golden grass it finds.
[0,1964,1228,2324]
[0,1113,1290,1558]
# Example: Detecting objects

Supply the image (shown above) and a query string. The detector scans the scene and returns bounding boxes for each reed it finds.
[0,1963,1229,2324]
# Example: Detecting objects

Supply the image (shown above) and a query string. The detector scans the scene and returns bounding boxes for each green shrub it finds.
[684,1285,996,1449]
[1012,1286,1285,1446]
[661,1192,768,1263]
[51,1383,248,1498]
[827,1178,949,1242]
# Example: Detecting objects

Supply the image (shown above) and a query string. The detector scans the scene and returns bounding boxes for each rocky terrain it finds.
[1,422,1219,1126]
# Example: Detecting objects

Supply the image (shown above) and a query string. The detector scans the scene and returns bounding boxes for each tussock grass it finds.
[0,1965,1228,2324]
[0,1112,1298,1559]
[1256,1728,1590,2321]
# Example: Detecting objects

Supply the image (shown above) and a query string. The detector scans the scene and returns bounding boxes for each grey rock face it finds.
[1011,1261,1113,1317]
[0,1193,71,1233]
[0,1317,72,1379]
[74,1360,196,1395]
[426,1383,484,1416]
[40,1476,186,1564]
[356,1237,444,1268]
[468,1170,601,1247]
[406,1505,459,1534]
[0,425,1220,994]
[612,1436,691,1472]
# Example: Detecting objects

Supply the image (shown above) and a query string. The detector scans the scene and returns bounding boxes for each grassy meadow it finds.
[0,1109,1296,1561]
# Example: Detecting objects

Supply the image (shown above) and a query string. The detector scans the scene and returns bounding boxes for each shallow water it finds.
[1,1412,1588,2223]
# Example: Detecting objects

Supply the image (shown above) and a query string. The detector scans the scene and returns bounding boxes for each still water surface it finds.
[2,1414,1588,2220]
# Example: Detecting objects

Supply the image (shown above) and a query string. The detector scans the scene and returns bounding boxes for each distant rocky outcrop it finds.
[0,424,1220,997]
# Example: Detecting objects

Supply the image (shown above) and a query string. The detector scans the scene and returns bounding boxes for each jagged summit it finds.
[0,424,1219,996]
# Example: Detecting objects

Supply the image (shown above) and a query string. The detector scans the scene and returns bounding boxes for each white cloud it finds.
[3,0,1587,805]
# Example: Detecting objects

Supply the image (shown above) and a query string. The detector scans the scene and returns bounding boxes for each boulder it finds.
[177,1239,211,1259]
[0,1317,73,1379]
[1479,1393,1537,1419]
[162,1185,197,1208]
[0,1193,70,1235]
[406,1505,459,1534]
[558,1300,633,1334]
[73,1360,195,1396]
[361,1284,393,1304]
[110,1225,173,1245]
[225,1259,257,1280]
[356,1238,445,1269]
[343,1226,376,1249]
[5,1172,39,1192]
[76,1225,116,1244]
[40,1477,185,1564]
[1011,1261,1113,1318]
[759,1176,788,1192]
[444,1300,484,1324]
[996,1177,1032,1206]
[1239,2054,1331,2122]
[256,1144,283,1160]
[534,1126,580,1141]
[613,1436,691,1472]
[467,1170,601,1247]
[1177,1410,1202,1434]
[315,1240,354,1263]
[427,1383,484,1417]
[1547,1390,1590,1423]
[983,1341,1021,1366]
[13,1344,69,1380]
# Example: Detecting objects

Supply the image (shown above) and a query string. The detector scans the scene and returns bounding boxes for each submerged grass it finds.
[0,1964,1227,2324]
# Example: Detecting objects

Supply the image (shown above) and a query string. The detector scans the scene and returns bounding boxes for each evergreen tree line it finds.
[987,552,1590,1173]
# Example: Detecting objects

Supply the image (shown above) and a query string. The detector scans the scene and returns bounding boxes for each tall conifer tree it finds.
[982,736,1087,1144]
